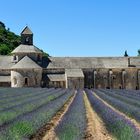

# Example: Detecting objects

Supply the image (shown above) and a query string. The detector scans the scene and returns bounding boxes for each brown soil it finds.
[30,92,76,140]
[93,91,140,132]
[83,92,114,140]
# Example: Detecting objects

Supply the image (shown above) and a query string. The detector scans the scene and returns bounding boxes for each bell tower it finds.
[21,26,33,45]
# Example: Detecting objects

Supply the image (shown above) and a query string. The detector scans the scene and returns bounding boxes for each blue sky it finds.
[0,0,140,56]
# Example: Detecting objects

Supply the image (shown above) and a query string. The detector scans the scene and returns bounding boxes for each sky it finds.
[0,0,140,57]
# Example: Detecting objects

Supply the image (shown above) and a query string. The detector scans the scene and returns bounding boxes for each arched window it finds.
[25,78,28,85]
[13,77,17,85]
[13,55,18,61]
[25,37,30,43]
[13,55,16,60]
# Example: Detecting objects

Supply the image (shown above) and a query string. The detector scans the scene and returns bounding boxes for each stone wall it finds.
[11,69,42,87]
[41,68,140,89]
[0,82,10,87]
[42,69,65,87]
[83,68,140,90]
[67,77,84,89]
[0,70,10,76]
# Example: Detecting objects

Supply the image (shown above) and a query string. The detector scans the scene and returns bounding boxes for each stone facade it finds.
[11,69,42,87]
[0,26,140,89]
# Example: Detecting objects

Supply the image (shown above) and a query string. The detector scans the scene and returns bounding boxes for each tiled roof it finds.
[11,44,42,54]
[65,69,84,78]
[21,26,33,34]
[47,74,66,81]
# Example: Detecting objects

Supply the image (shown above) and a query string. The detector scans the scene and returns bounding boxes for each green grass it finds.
[0,121,33,140]
[0,112,17,124]
[47,95,55,101]
[0,95,57,125]
[108,120,139,140]
[58,125,79,140]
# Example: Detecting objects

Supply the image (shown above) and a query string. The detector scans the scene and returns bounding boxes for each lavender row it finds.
[99,89,140,108]
[0,88,54,106]
[93,90,140,124]
[102,89,140,102]
[0,89,67,126]
[0,88,43,99]
[86,89,140,140]
[0,88,61,110]
[55,90,86,140]
[113,89,140,99]
[0,89,74,140]
[123,89,140,95]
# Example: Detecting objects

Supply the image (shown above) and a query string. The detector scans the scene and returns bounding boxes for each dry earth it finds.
[83,92,114,140]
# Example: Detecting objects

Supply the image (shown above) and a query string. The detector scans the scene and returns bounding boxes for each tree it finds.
[0,21,21,55]
[124,50,128,57]
[0,21,5,29]
[0,44,10,55]
[138,49,140,56]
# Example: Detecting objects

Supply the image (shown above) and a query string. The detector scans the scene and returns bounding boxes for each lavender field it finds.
[0,88,140,140]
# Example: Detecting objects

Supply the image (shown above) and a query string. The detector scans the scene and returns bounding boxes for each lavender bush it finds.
[0,89,66,126]
[86,89,140,140]
[0,89,74,140]
[93,89,140,123]
[98,89,140,108]
[0,88,62,110]
[55,90,86,140]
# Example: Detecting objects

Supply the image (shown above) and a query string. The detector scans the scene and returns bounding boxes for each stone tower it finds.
[11,26,43,63]
[21,26,33,45]
[11,26,43,87]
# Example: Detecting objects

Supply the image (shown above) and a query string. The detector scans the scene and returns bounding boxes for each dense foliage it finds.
[0,22,21,55]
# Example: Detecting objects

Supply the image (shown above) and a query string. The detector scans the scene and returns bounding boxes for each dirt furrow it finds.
[83,92,113,140]
[93,91,140,132]
[30,92,76,140]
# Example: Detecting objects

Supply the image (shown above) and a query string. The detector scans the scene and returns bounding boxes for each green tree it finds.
[0,21,5,29]
[138,49,140,56]
[0,22,21,55]
[124,50,128,57]
[0,44,10,55]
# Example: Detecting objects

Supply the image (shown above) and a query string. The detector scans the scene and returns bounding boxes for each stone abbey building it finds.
[0,26,140,89]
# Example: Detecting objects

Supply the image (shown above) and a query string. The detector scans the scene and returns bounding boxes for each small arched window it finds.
[13,55,17,61]
[25,37,30,44]
[25,78,28,85]
[13,55,16,60]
